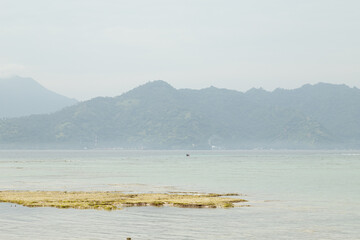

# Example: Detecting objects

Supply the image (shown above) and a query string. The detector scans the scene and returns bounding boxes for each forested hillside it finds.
[0,81,359,149]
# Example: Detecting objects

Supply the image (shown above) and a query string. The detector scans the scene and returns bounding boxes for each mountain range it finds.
[0,80,360,149]
[0,76,77,118]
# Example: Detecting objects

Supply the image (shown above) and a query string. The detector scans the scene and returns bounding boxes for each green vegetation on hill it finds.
[0,80,359,149]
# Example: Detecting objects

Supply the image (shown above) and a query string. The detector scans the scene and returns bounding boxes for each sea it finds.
[0,150,359,239]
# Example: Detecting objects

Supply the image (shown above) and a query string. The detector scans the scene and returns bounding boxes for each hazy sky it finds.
[1,0,359,100]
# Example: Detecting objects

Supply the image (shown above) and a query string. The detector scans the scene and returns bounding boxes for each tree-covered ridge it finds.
[0,81,359,149]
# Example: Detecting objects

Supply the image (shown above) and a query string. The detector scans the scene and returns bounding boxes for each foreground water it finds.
[0,150,359,239]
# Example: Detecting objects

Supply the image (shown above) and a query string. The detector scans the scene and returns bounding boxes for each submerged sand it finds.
[0,191,248,210]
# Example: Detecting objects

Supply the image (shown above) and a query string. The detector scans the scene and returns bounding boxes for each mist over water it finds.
[0,150,359,239]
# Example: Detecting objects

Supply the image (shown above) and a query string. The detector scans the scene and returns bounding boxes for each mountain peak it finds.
[0,76,40,88]
[300,82,350,89]
[0,76,77,118]
[141,80,175,89]
[121,80,176,99]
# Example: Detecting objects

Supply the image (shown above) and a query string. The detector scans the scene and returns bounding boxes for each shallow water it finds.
[0,150,359,239]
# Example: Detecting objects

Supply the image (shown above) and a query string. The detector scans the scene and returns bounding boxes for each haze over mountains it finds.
[0,76,77,118]
[1,79,360,149]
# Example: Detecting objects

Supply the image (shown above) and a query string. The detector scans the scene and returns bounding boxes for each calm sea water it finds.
[0,150,359,239]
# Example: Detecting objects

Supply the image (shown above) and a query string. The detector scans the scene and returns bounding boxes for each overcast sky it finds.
[1,0,359,100]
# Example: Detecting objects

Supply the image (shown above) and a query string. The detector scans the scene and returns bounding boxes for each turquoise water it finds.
[0,150,359,239]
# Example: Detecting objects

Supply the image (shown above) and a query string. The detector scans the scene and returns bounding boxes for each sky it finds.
[0,0,359,100]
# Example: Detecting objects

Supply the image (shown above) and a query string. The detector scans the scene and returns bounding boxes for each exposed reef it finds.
[0,191,248,210]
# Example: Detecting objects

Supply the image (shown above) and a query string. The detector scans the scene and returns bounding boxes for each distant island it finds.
[1,79,360,149]
[0,76,77,118]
